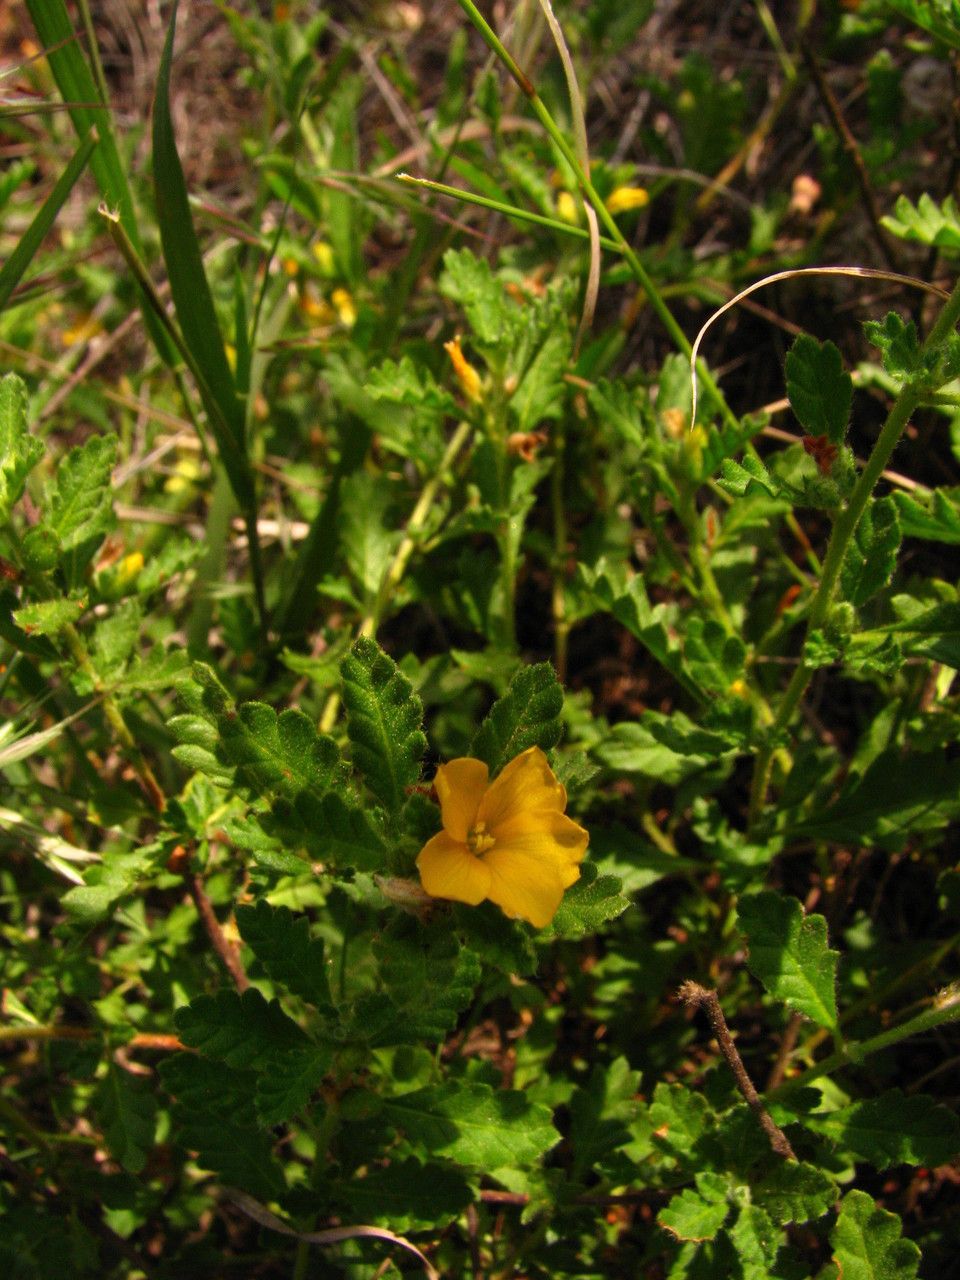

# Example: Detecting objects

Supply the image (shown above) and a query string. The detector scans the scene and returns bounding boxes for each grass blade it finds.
[0,131,96,314]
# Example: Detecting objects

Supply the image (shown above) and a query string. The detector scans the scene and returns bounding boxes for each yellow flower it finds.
[416,747,588,928]
[606,186,649,215]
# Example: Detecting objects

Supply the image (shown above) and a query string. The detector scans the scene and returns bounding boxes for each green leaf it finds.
[339,471,397,601]
[567,1055,641,1180]
[218,704,343,800]
[0,132,97,316]
[737,891,838,1029]
[159,1051,258,1118]
[882,192,960,251]
[727,1204,782,1280]
[509,327,570,430]
[95,1062,157,1174]
[718,454,780,499]
[752,1160,836,1225]
[382,1082,559,1170]
[273,789,387,872]
[683,617,746,694]
[340,637,426,812]
[863,313,921,380]
[539,863,630,940]
[152,0,249,502]
[254,1045,331,1127]
[785,334,853,444]
[372,918,481,1042]
[659,1177,729,1242]
[0,374,43,520]
[826,1189,920,1280]
[893,488,960,544]
[174,988,311,1068]
[47,433,118,584]
[440,247,515,346]
[647,1082,714,1167]
[470,661,563,774]
[13,595,87,638]
[789,750,960,846]
[178,1116,286,1199]
[336,1160,472,1231]
[235,901,332,1009]
[804,1091,960,1169]
[840,497,901,606]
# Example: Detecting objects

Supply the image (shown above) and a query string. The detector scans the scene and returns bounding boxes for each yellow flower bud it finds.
[556,191,579,224]
[606,186,650,215]
[444,337,483,403]
[331,287,357,328]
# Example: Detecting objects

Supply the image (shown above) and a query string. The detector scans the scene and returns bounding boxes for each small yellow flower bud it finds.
[444,337,483,402]
[331,287,357,328]
[556,191,579,224]
[311,241,335,275]
[115,552,144,590]
[606,186,650,215]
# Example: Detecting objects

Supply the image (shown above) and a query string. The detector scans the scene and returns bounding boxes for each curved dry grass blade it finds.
[536,0,599,351]
[689,266,952,424]
[223,1188,439,1280]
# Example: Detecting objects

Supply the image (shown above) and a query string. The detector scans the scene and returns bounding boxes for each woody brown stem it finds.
[190,874,249,993]
[679,981,797,1160]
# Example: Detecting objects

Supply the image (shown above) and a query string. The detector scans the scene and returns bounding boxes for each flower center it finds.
[467,821,496,856]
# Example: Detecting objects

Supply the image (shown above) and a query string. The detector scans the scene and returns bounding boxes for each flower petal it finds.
[483,844,571,928]
[416,830,491,906]
[435,758,489,842]
[477,747,566,833]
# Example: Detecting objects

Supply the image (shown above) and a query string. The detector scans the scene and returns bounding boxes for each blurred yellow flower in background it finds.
[416,747,588,928]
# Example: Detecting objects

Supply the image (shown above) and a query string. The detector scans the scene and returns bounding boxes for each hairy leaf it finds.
[470,661,563,774]
[804,1091,960,1169]
[174,988,310,1068]
[0,373,43,518]
[236,900,332,1009]
[737,891,838,1029]
[840,497,901,606]
[826,1189,920,1280]
[95,1062,157,1174]
[340,637,426,812]
[785,334,853,444]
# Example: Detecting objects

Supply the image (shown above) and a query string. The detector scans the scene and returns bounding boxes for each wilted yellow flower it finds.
[606,186,649,215]
[444,336,483,403]
[416,747,588,928]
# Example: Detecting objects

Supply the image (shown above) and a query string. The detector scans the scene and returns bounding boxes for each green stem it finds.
[768,987,960,1101]
[455,0,738,431]
[748,272,960,830]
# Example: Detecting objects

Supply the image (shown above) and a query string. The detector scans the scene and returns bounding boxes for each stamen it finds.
[467,822,496,855]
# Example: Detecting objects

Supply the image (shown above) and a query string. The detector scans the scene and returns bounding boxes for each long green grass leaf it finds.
[0,132,96,314]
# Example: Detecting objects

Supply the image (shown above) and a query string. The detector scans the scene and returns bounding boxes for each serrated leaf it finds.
[255,1045,331,1127]
[863,313,921,380]
[340,637,426,811]
[659,1183,729,1242]
[509,327,570,430]
[236,900,332,1009]
[539,862,629,940]
[753,1160,836,1225]
[178,1117,286,1199]
[372,918,481,1042]
[789,750,960,846]
[13,595,87,637]
[727,1205,782,1280]
[470,661,563,774]
[827,1189,920,1280]
[159,1051,259,1118]
[47,433,118,571]
[174,988,310,1068]
[339,471,397,600]
[718,454,779,499]
[737,891,838,1029]
[840,497,901,606]
[382,1082,559,1170]
[223,814,308,874]
[275,789,387,871]
[683,617,746,694]
[568,1055,641,1180]
[336,1160,471,1231]
[882,192,960,251]
[893,488,960,544]
[804,1091,960,1169]
[648,1082,714,1166]
[219,704,342,800]
[785,334,853,444]
[439,247,515,346]
[95,1062,157,1174]
[0,373,43,517]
